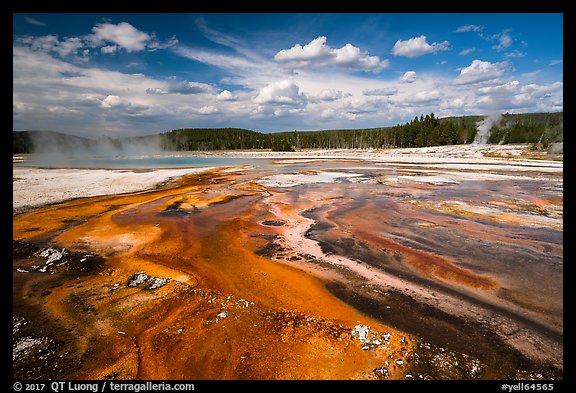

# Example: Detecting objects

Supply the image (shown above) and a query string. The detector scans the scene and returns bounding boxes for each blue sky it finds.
[13,13,563,137]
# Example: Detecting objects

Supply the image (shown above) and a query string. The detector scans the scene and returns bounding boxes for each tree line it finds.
[159,112,562,151]
[13,112,563,154]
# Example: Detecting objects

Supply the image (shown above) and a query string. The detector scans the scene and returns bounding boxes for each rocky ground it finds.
[13,144,563,380]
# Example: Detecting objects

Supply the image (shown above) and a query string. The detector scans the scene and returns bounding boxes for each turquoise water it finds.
[15,154,263,169]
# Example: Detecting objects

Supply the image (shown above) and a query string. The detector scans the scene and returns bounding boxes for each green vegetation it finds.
[160,128,267,151]
[157,112,561,151]
[12,130,33,154]
[13,112,563,153]
[12,130,92,154]
[487,112,563,145]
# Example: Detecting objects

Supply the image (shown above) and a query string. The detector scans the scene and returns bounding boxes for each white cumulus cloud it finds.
[454,59,508,84]
[274,36,388,72]
[216,90,238,101]
[88,22,151,52]
[392,35,451,58]
[400,71,417,83]
[253,80,307,107]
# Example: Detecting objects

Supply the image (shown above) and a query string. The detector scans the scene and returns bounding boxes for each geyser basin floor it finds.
[13,145,563,380]
[12,166,217,214]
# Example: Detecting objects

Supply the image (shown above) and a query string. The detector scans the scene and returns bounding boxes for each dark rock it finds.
[261,220,286,227]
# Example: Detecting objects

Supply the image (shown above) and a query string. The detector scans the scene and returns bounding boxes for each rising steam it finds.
[29,131,164,167]
[472,112,502,146]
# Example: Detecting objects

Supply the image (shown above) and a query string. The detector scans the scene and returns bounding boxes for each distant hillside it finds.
[487,112,563,144]
[159,128,266,151]
[245,112,563,150]
[14,112,563,153]
[12,130,93,154]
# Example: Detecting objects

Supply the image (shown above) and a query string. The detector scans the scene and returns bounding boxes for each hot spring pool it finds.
[14,153,263,169]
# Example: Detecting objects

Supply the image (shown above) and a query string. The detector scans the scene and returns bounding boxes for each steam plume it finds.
[29,131,163,166]
[472,112,501,145]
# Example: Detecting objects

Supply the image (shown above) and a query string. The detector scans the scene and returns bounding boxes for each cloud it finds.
[13,45,188,135]
[520,82,563,94]
[400,71,417,83]
[88,22,150,52]
[362,87,397,96]
[404,89,442,104]
[15,35,89,62]
[311,88,350,102]
[454,59,508,84]
[275,36,332,64]
[101,95,121,108]
[101,45,118,54]
[24,16,47,27]
[145,87,168,95]
[344,96,387,114]
[13,17,562,136]
[16,35,83,59]
[456,26,519,56]
[491,31,513,51]
[454,24,485,33]
[216,90,238,101]
[16,21,175,63]
[320,107,336,118]
[189,18,271,78]
[314,96,387,122]
[146,80,215,95]
[440,97,466,110]
[520,70,541,80]
[469,79,562,113]
[51,37,84,57]
[173,45,262,74]
[53,37,84,57]
[16,35,58,51]
[146,35,178,51]
[459,47,476,56]
[505,49,526,58]
[169,81,214,95]
[253,80,307,107]
[195,17,244,51]
[392,35,450,58]
[174,23,279,90]
[477,80,520,95]
[197,105,219,115]
[274,36,389,72]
